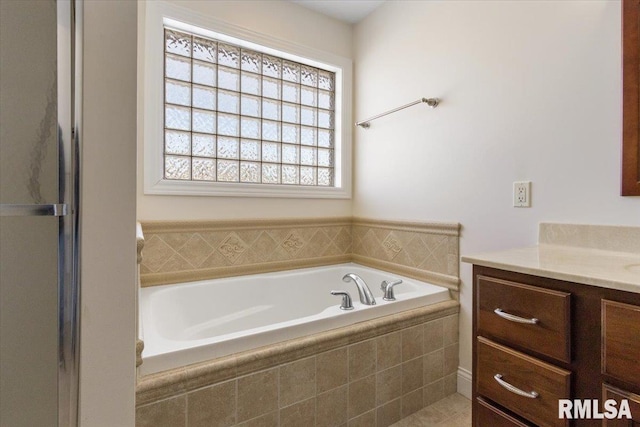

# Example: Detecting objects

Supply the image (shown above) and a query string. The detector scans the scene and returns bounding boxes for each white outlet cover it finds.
[513,181,531,207]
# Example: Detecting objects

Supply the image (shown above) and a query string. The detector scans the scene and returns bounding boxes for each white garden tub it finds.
[139,263,451,375]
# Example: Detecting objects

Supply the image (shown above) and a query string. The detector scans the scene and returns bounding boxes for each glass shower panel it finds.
[0,0,60,426]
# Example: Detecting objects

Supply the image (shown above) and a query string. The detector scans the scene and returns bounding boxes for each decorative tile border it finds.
[139,217,460,290]
[351,218,460,290]
[140,217,352,287]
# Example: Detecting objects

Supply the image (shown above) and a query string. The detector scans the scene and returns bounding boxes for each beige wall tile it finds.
[349,409,376,427]
[348,374,376,420]
[251,232,278,261]
[279,356,316,408]
[280,397,315,427]
[376,398,401,427]
[376,331,402,371]
[237,368,278,423]
[218,232,249,264]
[142,235,176,272]
[198,231,229,249]
[401,358,423,395]
[443,315,458,347]
[235,230,262,247]
[423,379,444,407]
[334,228,352,254]
[401,388,424,418]
[137,301,461,426]
[136,396,186,427]
[317,347,348,393]
[423,349,444,384]
[140,218,460,287]
[186,380,236,427]
[423,319,444,354]
[161,232,193,252]
[443,373,457,396]
[179,235,215,268]
[199,250,232,269]
[236,411,279,427]
[443,344,458,376]
[322,242,342,257]
[376,365,402,406]
[349,339,376,381]
[158,252,193,274]
[401,325,424,362]
[316,385,348,427]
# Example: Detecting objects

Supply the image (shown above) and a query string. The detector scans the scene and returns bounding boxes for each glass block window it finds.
[163,28,336,186]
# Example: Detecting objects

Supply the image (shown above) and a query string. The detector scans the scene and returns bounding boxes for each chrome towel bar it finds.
[355,97,440,129]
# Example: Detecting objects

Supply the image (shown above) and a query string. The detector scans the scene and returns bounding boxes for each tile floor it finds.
[391,393,471,427]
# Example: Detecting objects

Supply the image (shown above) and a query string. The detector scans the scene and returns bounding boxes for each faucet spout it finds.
[342,273,376,305]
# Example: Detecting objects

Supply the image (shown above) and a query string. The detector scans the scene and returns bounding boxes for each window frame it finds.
[142,1,352,198]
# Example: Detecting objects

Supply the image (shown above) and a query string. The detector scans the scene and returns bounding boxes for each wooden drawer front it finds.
[602,300,640,386]
[602,383,640,426]
[476,397,533,427]
[477,275,571,362]
[477,337,571,427]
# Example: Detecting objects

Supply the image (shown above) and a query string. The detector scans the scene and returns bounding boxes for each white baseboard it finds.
[457,367,472,399]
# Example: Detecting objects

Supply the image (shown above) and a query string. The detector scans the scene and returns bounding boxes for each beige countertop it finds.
[462,244,640,294]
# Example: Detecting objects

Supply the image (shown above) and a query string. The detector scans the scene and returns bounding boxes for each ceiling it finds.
[290,0,385,24]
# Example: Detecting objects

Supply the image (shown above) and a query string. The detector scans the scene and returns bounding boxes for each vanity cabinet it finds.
[472,266,640,427]
[602,300,640,387]
[602,384,640,426]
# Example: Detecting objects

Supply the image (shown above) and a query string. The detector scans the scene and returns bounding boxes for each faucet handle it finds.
[331,290,354,310]
[381,280,403,301]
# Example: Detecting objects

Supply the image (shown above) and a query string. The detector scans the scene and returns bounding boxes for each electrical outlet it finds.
[513,181,531,207]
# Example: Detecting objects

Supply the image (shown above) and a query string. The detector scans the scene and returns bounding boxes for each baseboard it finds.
[457,367,472,399]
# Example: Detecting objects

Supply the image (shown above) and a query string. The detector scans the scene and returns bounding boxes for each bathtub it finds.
[139,263,451,375]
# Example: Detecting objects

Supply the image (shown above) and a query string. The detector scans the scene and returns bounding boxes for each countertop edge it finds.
[461,253,640,295]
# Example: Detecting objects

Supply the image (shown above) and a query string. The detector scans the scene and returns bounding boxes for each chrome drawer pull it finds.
[494,308,539,325]
[494,374,539,399]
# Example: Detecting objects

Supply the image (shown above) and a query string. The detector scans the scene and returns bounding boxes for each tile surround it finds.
[139,217,460,290]
[140,217,352,286]
[136,302,460,427]
[351,218,460,289]
[136,217,461,426]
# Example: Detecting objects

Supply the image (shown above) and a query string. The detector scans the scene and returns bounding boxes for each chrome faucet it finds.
[380,279,403,301]
[342,273,376,305]
[330,290,354,310]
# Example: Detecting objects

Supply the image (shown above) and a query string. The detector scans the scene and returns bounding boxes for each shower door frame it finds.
[57,0,82,425]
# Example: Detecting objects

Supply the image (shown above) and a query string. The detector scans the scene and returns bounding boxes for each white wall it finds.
[80,1,137,425]
[353,0,640,395]
[137,0,353,221]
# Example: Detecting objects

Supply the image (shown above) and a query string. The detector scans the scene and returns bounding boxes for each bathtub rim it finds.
[136,298,459,406]
[139,262,452,375]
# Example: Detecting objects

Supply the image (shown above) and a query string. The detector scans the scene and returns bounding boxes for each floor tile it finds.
[390,393,470,427]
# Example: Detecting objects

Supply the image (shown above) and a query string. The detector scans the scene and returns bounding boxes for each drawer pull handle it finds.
[494,308,539,325]
[494,374,539,399]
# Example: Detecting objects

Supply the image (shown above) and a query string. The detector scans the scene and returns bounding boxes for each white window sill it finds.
[145,179,351,199]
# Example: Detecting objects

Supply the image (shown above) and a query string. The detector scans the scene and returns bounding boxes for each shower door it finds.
[0,0,79,426]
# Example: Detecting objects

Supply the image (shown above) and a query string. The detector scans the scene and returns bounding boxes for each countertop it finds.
[462,244,640,294]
